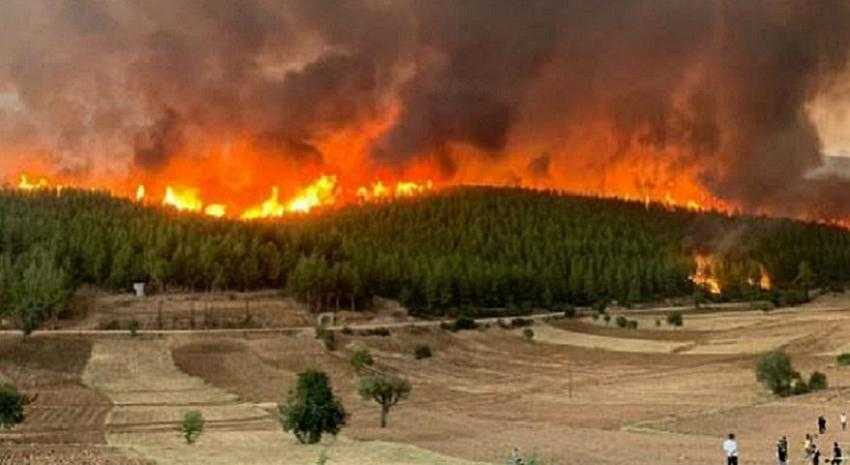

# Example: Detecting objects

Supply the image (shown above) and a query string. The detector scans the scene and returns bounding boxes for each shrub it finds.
[360,327,391,337]
[128,319,141,336]
[181,410,204,444]
[590,312,599,321]
[809,371,828,391]
[837,353,850,366]
[562,306,577,319]
[451,316,478,332]
[0,384,26,429]
[626,319,638,330]
[756,351,798,397]
[522,327,535,341]
[792,378,810,396]
[414,344,432,360]
[358,374,411,428]
[341,326,353,335]
[666,311,683,327]
[510,318,533,328]
[603,314,611,325]
[615,316,628,328]
[279,370,347,444]
[655,319,661,327]
[592,301,608,313]
[350,349,374,373]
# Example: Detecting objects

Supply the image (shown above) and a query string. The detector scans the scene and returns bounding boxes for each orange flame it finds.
[690,254,721,295]
[287,175,338,214]
[18,174,50,190]
[204,204,227,218]
[135,184,146,202]
[163,186,203,213]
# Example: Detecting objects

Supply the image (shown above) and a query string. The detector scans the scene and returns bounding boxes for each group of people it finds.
[723,413,850,465]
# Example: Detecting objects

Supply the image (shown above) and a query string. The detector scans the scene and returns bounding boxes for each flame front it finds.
[18,174,50,191]
[163,186,203,213]
[690,254,722,295]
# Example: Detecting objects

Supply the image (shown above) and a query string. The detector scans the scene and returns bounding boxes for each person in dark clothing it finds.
[833,442,843,465]
[778,437,789,465]
[814,445,822,465]
[821,416,829,435]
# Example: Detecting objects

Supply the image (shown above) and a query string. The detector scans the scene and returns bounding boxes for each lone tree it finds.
[756,351,800,397]
[279,370,347,444]
[358,374,411,428]
[0,383,35,429]
[181,410,205,444]
[0,384,25,429]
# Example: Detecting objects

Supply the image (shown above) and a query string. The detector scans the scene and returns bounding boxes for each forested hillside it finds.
[1,186,849,332]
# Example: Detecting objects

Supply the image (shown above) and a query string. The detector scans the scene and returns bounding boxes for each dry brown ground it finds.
[7,293,850,464]
[72,290,411,331]
[170,294,850,465]
[0,337,152,465]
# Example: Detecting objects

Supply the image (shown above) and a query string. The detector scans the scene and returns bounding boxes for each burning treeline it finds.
[689,254,772,297]
[2,1,850,223]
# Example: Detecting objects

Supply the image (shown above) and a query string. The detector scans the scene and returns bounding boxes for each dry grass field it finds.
[5,293,850,464]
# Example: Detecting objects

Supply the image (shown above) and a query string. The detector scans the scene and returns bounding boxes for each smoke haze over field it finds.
[2,0,850,219]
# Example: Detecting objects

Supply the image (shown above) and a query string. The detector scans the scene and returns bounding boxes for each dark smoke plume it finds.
[1,0,849,218]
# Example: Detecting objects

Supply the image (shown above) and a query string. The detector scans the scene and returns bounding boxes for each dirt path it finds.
[81,338,489,465]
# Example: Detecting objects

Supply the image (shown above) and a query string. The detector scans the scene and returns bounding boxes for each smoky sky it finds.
[1,0,850,218]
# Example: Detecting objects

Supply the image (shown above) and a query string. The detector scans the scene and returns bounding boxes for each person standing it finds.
[778,436,789,465]
[723,433,739,465]
[813,445,822,465]
[842,413,847,432]
[822,416,829,435]
[833,442,843,465]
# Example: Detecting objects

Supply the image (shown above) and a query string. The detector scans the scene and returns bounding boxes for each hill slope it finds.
[0,186,849,329]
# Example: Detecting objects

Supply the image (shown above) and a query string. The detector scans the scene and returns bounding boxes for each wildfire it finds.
[748,265,772,291]
[286,175,338,214]
[204,204,227,218]
[18,174,50,190]
[395,180,433,198]
[241,175,339,219]
[356,180,433,202]
[163,186,203,213]
[135,184,145,202]
[690,254,722,295]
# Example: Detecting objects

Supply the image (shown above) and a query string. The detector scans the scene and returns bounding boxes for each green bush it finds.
[522,328,534,341]
[350,349,374,372]
[279,370,347,444]
[414,344,432,360]
[451,316,478,332]
[0,383,26,429]
[562,306,577,319]
[615,316,628,328]
[756,351,798,397]
[837,353,850,366]
[626,319,638,330]
[181,410,205,444]
[809,371,828,391]
[603,314,611,325]
[666,311,683,327]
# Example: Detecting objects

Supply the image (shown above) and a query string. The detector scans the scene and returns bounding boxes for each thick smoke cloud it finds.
[1,0,849,218]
